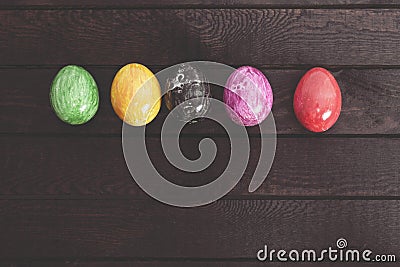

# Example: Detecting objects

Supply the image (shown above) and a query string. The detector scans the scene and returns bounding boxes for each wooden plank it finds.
[1,0,400,9]
[0,9,400,66]
[2,136,400,197]
[1,262,395,267]
[1,68,400,135]
[0,200,399,259]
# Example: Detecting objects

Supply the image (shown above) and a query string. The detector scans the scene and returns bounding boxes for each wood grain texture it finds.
[0,200,398,259]
[2,0,400,9]
[1,1,399,265]
[1,9,400,66]
[2,68,400,135]
[2,136,400,197]
[3,263,393,267]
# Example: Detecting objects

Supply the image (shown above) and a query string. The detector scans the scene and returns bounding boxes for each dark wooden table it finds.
[1,0,400,266]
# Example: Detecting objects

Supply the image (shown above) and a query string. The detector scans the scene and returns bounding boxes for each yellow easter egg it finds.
[111,63,161,126]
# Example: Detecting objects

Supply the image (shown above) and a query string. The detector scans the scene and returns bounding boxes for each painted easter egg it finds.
[223,66,273,126]
[50,65,99,125]
[165,63,211,123]
[293,67,342,132]
[111,63,161,126]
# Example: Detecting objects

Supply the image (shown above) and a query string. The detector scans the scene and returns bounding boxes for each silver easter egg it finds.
[165,64,211,123]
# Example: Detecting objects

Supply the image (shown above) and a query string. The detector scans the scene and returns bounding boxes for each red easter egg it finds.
[293,67,342,132]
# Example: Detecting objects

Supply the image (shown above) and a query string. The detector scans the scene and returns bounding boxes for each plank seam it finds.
[2,133,400,138]
[2,65,400,70]
[0,196,399,200]
[1,5,400,10]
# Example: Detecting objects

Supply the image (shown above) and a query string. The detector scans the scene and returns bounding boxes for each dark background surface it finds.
[1,0,400,266]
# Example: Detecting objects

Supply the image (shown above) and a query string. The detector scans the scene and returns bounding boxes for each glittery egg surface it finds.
[50,65,99,125]
[293,67,342,132]
[165,64,211,123]
[111,63,161,126]
[223,66,273,126]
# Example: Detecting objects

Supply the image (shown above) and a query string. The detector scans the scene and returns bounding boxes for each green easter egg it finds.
[50,65,99,125]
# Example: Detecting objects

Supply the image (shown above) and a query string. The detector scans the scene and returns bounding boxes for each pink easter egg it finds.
[223,66,273,126]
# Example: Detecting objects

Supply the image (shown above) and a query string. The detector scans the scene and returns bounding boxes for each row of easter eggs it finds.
[50,63,341,132]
